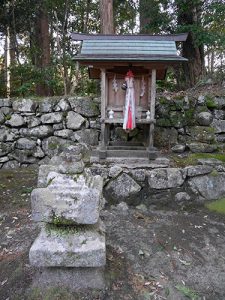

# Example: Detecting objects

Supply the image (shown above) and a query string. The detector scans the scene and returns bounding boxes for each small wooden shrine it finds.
[71,33,188,160]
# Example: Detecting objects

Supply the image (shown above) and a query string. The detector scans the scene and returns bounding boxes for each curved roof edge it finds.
[71,32,188,42]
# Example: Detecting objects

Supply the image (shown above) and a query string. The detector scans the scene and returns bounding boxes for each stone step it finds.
[107,149,148,158]
[29,223,106,267]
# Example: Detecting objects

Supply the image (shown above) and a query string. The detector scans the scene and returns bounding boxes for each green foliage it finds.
[206,198,225,215]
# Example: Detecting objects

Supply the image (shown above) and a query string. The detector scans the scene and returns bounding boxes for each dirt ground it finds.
[1,167,225,300]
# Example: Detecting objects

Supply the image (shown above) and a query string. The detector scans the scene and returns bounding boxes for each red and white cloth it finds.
[123,70,136,130]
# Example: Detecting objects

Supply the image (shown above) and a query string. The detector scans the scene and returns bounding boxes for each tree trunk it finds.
[100,0,114,34]
[35,4,53,96]
[177,0,205,87]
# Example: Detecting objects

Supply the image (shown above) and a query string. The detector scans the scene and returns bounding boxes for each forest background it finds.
[0,0,224,98]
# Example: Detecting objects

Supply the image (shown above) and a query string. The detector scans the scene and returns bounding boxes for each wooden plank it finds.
[149,69,156,150]
[100,69,107,150]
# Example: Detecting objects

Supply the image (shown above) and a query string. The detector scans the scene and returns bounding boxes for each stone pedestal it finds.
[29,147,106,289]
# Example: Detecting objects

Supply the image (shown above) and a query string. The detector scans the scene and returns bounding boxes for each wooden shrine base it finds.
[91,142,158,162]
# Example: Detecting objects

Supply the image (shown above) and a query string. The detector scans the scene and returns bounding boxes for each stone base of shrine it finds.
[29,224,106,268]
[31,267,105,290]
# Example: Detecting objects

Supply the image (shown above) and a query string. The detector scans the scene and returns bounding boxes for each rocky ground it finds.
[1,167,225,300]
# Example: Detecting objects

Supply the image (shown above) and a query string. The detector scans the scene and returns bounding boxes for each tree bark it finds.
[35,3,53,96]
[177,0,205,87]
[100,0,114,34]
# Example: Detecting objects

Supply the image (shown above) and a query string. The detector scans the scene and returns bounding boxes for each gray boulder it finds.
[0,112,4,124]
[20,125,53,138]
[33,146,45,158]
[148,168,185,189]
[12,98,37,112]
[108,165,123,178]
[185,165,213,177]
[175,192,191,204]
[26,116,41,128]
[16,138,36,150]
[8,149,37,164]
[214,110,224,120]
[66,111,85,130]
[0,142,12,157]
[54,129,73,139]
[29,223,106,267]
[49,153,84,174]
[171,144,186,153]
[188,172,225,200]
[5,114,25,127]
[55,98,70,111]
[72,129,99,146]
[0,128,16,142]
[39,98,55,113]
[212,119,225,133]
[41,112,63,124]
[129,169,146,182]
[2,160,20,169]
[32,171,103,224]
[42,136,75,157]
[154,127,178,148]
[0,98,12,107]
[68,97,100,117]
[188,142,217,153]
[105,173,141,199]
[196,112,213,126]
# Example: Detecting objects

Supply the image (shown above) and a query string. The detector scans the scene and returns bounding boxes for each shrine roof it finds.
[71,33,188,63]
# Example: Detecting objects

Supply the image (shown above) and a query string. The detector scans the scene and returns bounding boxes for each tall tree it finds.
[34,2,53,96]
[100,0,114,34]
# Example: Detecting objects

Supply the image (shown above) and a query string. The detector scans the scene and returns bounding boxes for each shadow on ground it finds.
[0,167,225,300]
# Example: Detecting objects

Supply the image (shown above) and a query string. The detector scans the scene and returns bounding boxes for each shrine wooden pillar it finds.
[99,68,107,159]
[148,69,157,158]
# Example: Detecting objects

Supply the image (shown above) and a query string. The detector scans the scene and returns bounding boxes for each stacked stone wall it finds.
[0,97,100,168]
[1,93,225,168]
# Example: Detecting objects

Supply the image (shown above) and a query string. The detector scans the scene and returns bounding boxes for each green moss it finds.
[48,143,58,150]
[158,97,168,105]
[172,152,225,167]
[4,114,11,120]
[205,198,225,215]
[51,214,75,226]
[45,223,88,235]
[205,96,218,109]
[156,118,172,127]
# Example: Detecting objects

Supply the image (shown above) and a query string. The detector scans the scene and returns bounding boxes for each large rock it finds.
[55,98,71,111]
[196,112,213,126]
[188,142,217,153]
[29,223,106,267]
[214,97,225,109]
[185,165,213,177]
[187,126,215,143]
[213,110,224,120]
[188,172,225,200]
[0,142,12,157]
[0,128,16,142]
[26,116,41,128]
[12,98,37,112]
[42,136,75,157]
[0,112,5,124]
[8,149,37,163]
[154,127,178,148]
[41,112,63,124]
[66,111,85,130]
[105,173,141,199]
[212,119,225,133]
[5,114,25,127]
[16,138,36,150]
[68,97,100,117]
[171,144,186,153]
[20,125,53,138]
[39,98,55,113]
[2,160,20,169]
[148,168,185,189]
[72,129,99,146]
[54,129,73,139]
[0,98,12,107]
[32,171,103,224]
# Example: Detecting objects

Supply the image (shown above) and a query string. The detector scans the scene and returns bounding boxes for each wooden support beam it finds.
[148,69,156,150]
[99,68,107,158]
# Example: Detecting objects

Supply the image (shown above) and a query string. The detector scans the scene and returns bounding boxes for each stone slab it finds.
[31,267,105,290]
[29,223,106,267]
[32,171,103,224]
